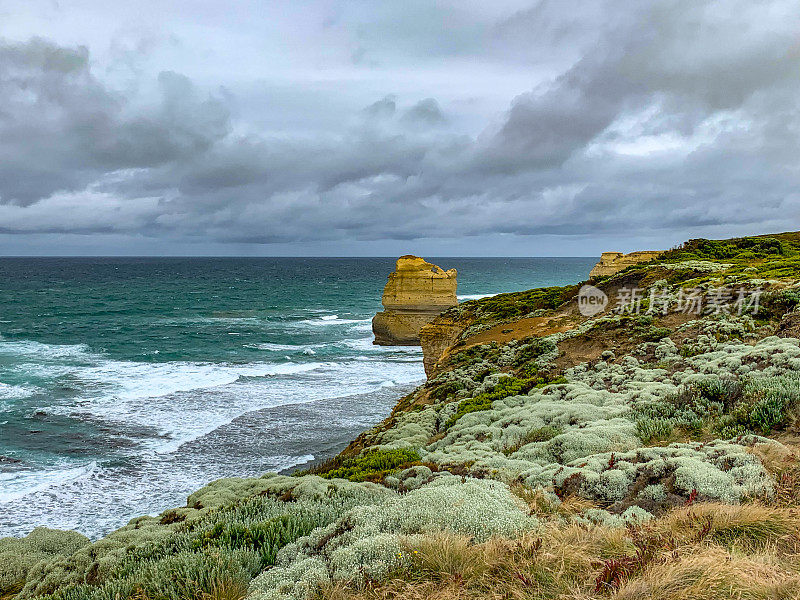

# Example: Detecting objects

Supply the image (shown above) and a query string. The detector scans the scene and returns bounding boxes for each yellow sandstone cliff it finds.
[372,256,457,345]
[589,250,662,278]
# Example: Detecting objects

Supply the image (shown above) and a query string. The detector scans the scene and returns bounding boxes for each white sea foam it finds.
[0,356,426,537]
[0,326,425,537]
[0,340,96,360]
[296,316,371,327]
[247,342,301,351]
[351,320,373,333]
[341,337,423,354]
[56,357,419,456]
[458,293,497,301]
[0,461,98,504]
[0,382,39,400]
[247,342,323,352]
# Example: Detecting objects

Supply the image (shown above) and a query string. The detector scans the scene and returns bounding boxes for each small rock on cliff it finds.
[372,255,457,345]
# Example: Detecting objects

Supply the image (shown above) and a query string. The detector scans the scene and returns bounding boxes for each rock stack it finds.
[372,255,457,345]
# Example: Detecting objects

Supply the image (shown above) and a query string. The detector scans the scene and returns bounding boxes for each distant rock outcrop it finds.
[372,256,457,346]
[589,250,662,278]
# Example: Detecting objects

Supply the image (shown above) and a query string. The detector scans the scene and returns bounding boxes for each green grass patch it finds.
[458,284,581,329]
[445,375,567,429]
[659,236,790,262]
[313,448,421,482]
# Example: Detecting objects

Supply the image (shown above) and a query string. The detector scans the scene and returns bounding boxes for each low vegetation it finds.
[299,448,421,482]
[317,502,800,600]
[444,374,567,429]
[445,284,581,332]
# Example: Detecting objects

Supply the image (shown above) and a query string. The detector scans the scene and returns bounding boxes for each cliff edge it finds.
[589,250,662,278]
[372,255,457,345]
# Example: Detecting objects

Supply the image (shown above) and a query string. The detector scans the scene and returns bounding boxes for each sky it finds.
[0,0,798,256]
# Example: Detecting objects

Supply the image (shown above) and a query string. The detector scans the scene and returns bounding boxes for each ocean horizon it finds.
[0,256,595,538]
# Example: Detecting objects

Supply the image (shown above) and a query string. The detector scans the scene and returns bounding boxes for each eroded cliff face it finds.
[372,256,457,346]
[419,315,465,377]
[589,250,662,278]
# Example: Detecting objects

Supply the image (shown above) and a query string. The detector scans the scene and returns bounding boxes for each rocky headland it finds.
[589,250,662,278]
[5,232,800,600]
[372,255,457,346]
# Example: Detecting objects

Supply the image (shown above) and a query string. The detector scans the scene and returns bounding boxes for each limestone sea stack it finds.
[372,255,457,345]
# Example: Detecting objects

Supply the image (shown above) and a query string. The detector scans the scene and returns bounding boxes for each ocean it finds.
[0,257,595,539]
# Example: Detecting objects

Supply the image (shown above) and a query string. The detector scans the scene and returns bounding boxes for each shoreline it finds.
[0,380,422,540]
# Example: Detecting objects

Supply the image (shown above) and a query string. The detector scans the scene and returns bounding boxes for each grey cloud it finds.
[481,0,800,172]
[0,38,229,204]
[1,0,799,253]
[363,95,396,119]
[401,98,447,128]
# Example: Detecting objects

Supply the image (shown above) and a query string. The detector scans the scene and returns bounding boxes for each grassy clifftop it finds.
[4,233,800,600]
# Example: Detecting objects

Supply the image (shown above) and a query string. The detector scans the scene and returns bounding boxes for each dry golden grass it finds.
[200,576,250,600]
[651,502,799,547]
[615,546,800,600]
[510,484,597,519]
[750,441,800,506]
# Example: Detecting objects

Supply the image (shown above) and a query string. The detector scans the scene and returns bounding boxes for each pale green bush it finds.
[0,528,89,595]
[248,476,536,600]
[16,475,393,598]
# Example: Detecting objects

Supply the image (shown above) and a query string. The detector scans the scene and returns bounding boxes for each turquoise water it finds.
[0,257,595,538]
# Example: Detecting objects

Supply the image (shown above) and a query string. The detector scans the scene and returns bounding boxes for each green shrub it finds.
[759,288,800,320]
[248,477,537,600]
[730,374,800,434]
[660,236,786,262]
[638,326,672,342]
[512,338,557,368]
[17,480,386,600]
[445,377,531,428]
[504,425,564,455]
[449,343,499,367]
[428,380,464,401]
[635,417,675,444]
[43,550,260,600]
[315,448,421,482]
[459,285,580,328]
[192,514,320,568]
[445,395,495,429]
[634,374,800,439]
[694,377,743,411]
[751,256,800,280]
[445,374,569,429]
[0,528,89,597]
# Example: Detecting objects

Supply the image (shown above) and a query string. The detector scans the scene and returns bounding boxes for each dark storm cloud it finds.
[401,99,447,129]
[1,0,799,251]
[0,38,229,204]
